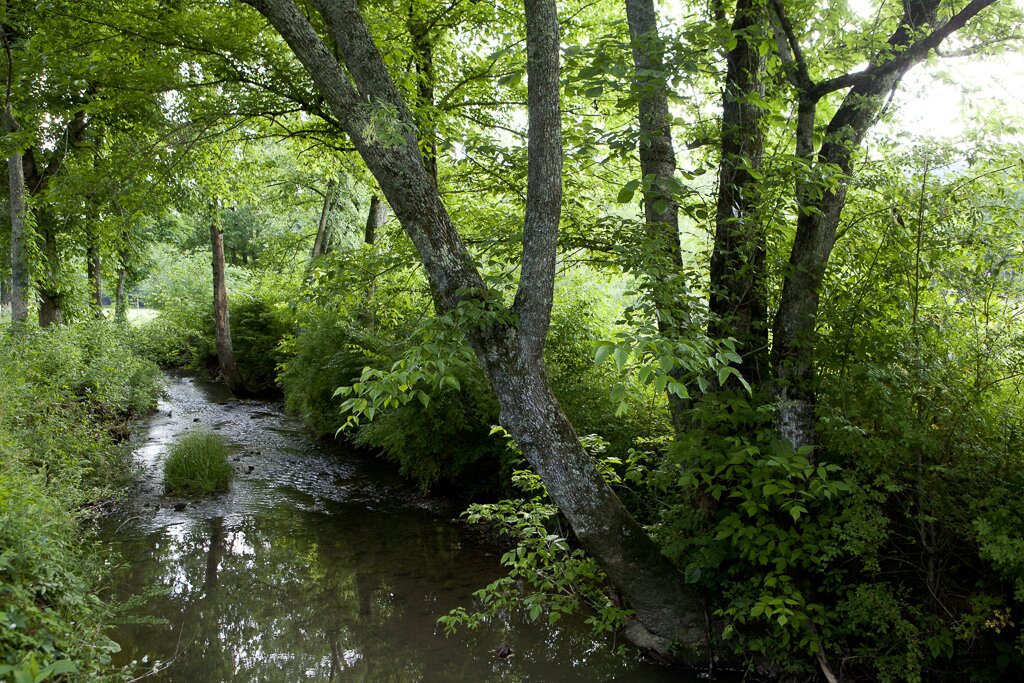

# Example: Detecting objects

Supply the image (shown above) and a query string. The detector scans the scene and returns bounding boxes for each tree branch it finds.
[812,0,998,98]
[512,0,562,359]
[770,0,812,91]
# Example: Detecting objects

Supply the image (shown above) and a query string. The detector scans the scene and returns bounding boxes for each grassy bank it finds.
[0,321,161,681]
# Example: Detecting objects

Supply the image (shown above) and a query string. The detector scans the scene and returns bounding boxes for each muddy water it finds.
[101,374,693,682]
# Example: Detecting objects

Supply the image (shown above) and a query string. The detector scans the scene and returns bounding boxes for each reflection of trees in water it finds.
[109,502,656,682]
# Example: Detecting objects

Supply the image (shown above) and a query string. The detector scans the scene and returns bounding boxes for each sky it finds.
[859,0,1024,144]
[888,49,1024,142]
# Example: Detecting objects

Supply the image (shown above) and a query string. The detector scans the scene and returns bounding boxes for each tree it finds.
[239,0,708,658]
[769,0,1004,449]
[2,16,29,325]
[209,198,246,394]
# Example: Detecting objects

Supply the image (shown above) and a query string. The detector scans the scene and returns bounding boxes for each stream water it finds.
[100,373,695,682]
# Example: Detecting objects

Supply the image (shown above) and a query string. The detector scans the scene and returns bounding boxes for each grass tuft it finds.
[163,430,232,495]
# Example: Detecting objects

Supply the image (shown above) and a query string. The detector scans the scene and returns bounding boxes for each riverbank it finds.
[0,322,161,681]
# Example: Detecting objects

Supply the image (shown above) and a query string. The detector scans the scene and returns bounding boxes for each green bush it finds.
[135,246,293,396]
[0,321,160,680]
[286,263,668,496]
[163,431,233,495]
[0,454,123,682]
[280,314,375,436]
[229,294,291,395]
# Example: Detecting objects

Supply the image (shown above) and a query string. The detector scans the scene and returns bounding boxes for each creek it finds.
[100,373,694,682]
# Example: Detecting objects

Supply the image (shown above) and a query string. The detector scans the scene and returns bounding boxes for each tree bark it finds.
[115,264,127,321]
[364,194,387,246]
[2,25,28,326]
[242,0,710,660]
[6,131,29,325]
[623,0,690,433]
[709,0,769,389]
[408,10,437,182]
[87,228,103,319]
[311,177,337,258]
[210,199,245,394]
[36,213,63,327]
[0,272,10,312]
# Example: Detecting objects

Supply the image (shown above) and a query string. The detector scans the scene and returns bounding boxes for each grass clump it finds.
[163,431,233,495]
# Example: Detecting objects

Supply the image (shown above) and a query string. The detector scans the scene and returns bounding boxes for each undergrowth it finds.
[0,321,160,681]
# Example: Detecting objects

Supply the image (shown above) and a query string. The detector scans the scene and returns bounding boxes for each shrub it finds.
[0,321,160,680]
[229,294,291,396]
[163,431,233,495]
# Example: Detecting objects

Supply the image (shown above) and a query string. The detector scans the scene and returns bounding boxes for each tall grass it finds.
[163,431,233,495]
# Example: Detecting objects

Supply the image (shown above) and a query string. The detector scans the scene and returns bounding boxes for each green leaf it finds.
[616,179,640,203]
[594,343,614,366]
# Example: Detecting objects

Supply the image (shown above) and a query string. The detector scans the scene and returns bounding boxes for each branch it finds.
[812,0,998,98]
[512,0,562,357]
[935,34,1023,57]
[770,0,812,91]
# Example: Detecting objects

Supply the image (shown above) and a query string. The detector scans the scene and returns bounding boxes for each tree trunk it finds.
[487,345,708,656]
[769,0,984,450]
[311,177,337,258]
[771,73,900,451]
[115,265,127,321]
[623,0,689,433]
[709,0,768,388]
[364,194,387,246]
[210,199,245,394]
[6,137,29,325]
[243,0,710,660]
[87,229,103,319]
[36,213,64,327]
[409,8,437,182]
[0,273,10,312]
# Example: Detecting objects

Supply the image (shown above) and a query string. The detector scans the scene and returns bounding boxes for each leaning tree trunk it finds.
[708,0,768,389]
[243,0,710,660]
[209,199,245,394]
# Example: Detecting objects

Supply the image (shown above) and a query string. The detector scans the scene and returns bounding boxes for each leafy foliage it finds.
[438,436,633,636]
[0,323,160,681]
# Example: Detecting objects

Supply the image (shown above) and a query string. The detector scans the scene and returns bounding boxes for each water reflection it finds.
[102,375,690,682]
